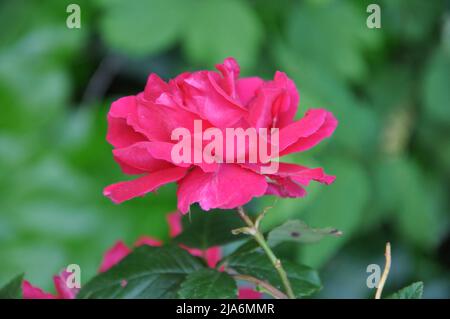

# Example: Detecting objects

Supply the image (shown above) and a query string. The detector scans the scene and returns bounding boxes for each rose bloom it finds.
[104,58,337,213]
[22,212,261,299]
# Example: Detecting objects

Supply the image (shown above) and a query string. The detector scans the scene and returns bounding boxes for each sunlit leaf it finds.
[178,269,237,299]
[268,220,342,246]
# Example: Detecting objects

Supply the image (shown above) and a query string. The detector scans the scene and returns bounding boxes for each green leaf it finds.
[220,239,260,264]
[388,282,424,299]
[182,0,262,70]
[178,269,237,299]
[173,207,246,249]
[268,220,342,246]
[99,0,185,56]
[379,0,442,43]
[286,1,380,82]
[77,246,205,299]
[375,157,442,249]
[227,251,321,298]
[422,47,450,125]
[0,274,24,299]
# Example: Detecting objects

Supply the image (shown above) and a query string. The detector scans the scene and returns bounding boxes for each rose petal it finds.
[176,165,268,213]
[236,77,264,106]
[178,69,246,128]
[272,71,299,128]
[22,280,56,299]
[53,271,78,299]
[98,241,131,273]
[134,93,201,142]
[204,247,222,268]
[144,73,170,101]
[113,142,175,174]
[104,166,188,204]
[134,236,163,247]
[273,162,335,186]
[266,177,306,198]
[215,57,240,100]
[279,109,337,156]
[247,85,283,129]
[167,212,183,237]
[238,288,263,299]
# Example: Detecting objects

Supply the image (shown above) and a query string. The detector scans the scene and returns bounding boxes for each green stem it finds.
[236,206,296,299]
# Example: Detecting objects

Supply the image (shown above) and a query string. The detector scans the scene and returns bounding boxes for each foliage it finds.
[388,282,424,299]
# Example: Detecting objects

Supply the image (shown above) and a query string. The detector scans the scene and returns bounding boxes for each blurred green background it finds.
[0,0,449,298]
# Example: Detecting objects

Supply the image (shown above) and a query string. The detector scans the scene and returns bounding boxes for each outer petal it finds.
[113,142,175,174]
[144,73,170,101]
[53,271,79,299]
[273,162,335,186]
[134,236,163,247]
[176,165,268,213]
[204,247,222,268]
[279,109,337,156]
[266,177,306,198]
[98,241,131,273]
[242,162,334,198]
[167,212,183,237]
[215,57,240,100]
[104,166,188,204]
[22,280,56,299]
[238,288,263,299]
[106,96,146,149]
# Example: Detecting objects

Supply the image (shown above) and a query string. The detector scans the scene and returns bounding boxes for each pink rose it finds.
[22,212,261,299]
[104,57,337,213]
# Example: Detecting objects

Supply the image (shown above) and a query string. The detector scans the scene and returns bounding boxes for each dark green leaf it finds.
[219,239,260,266]
[422,47,450,125]
[0,274,23,299]
[77,246,205,299]
[178,269,237,299]
[268,220,342,246]
[227,251,321,298]
[379,0,442,43]
[173,207,246,249]
[388,282,424,299]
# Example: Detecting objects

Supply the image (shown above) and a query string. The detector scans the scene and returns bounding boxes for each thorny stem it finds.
[232,274,288,299]
[375,242,391,299]
[236,206,296,299]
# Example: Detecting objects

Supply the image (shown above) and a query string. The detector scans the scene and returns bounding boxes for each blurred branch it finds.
[375,242,391,299]
[81,54,121,105]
